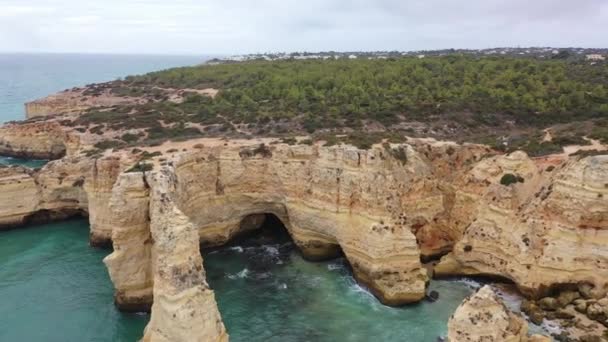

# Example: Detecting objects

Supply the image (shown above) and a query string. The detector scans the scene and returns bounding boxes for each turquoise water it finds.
[204,241,476,342]
[0,220,148,342]
[0,156,48,168]
[0,220,478,342]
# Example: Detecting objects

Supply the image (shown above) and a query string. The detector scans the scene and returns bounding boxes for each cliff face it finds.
[0,166,39,228]
[24,88,139,119]
[436,153,608,298]
[168,144,431,305]
[0,121,68,159]
[0,157,89,229]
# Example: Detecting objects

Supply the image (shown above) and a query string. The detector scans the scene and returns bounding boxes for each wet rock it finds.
[579,335,602,342]
[521,299,545,325]
[539,297,560,311]
[528,334,552,342]
[574,299,588,313]
[552,331,574,342]
[553,309,575,320]
[529,311,545,325]
[557,291,580,307]
[426,290,439,302]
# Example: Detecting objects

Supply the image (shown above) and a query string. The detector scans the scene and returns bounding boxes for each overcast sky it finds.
[1,0,606,55]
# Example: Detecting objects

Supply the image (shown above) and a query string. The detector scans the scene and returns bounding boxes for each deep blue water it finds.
[0,53,206,124]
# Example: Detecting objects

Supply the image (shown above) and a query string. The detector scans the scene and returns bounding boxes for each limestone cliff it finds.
[1,128,607,341]
[0,157,89,229]
[0,121,68,159]
[447,285,549,342]
[24,87,140,119]
[0,166,39,228]
[436,153,608,298]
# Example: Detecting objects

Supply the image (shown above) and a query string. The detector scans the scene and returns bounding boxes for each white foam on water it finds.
[455,278,482,290]
[347,280,385,311]
[228,246,244,253]
[327,263,344,271]
[540,320,562,335]
[254,272,272,280]
[227,268,250,279]
[278,283,288,290]
[262,246,280,257]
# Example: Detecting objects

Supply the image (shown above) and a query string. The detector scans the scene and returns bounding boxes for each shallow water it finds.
[0,156,48,168]
[0,220,148,342]
[204,242,476,342]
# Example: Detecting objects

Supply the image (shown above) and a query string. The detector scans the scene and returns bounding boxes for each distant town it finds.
[208,47,607,64]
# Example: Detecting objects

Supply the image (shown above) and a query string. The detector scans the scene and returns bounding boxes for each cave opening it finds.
[234,213,293,247]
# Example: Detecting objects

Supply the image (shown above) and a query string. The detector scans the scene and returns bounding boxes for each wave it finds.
[227,268,250,279]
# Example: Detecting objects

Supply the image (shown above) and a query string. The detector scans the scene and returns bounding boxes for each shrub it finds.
[500,173,525,186]
[94,140,125,151]
[126,162,153,173]
[121,133,140,143]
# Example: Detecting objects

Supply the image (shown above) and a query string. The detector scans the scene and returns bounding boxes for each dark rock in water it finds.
[426,290,439,302]
[553,331,575,342]
[436,337,445,342]
[529,310,545,325]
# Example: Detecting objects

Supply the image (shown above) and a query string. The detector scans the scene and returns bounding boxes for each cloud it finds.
[0,0,605,54]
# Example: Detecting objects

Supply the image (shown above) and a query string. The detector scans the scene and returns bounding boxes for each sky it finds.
[0,0,606,55]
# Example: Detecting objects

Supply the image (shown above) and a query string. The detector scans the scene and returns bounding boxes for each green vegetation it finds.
[500,173,525,186]
[122,57,608,128]
[68,56,608,153]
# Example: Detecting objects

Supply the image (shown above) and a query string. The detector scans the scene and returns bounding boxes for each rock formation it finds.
[0,121,67,159]
[1,113,607,341]
[436,153,608,298]
[447,285,550,342]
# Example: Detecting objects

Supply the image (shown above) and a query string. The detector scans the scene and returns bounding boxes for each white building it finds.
[586,54,606,61]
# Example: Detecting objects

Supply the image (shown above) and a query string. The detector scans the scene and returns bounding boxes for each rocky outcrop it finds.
[448,285,548,342]
[85,155,136,247]
[0,121,67,159]
[103,172,153,312]
[142,169,228,342]
[436,153,608,298]
[0,166,39,228]
[24,87,139,119]
[0,157,89,229]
